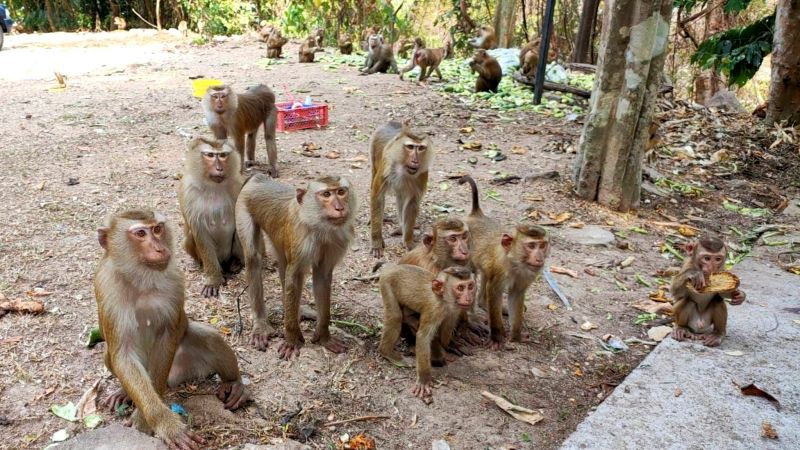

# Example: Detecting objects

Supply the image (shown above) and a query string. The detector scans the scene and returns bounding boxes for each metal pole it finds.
[533,0,557,105]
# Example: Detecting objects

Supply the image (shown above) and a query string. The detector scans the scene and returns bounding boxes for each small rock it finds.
[432,440,451,450]
[562,225,615,247]
[51,423,166,449]
[782,198,800,218]
[706,91,746,113]
[647,325,673,342]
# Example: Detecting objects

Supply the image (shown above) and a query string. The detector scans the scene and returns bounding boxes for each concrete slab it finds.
[561,258,800,450]
[52,423,166,450]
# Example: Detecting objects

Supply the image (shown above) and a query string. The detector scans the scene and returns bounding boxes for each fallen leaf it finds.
[27,287,53,297]
[550,266,579,278]
[461,141,482,151]
[530,367,547,378]
[459,126,474,134]
[761,421,778,439]
[50,402,78,422]
[348,155,368,163]
[547,304,558,311]
[51,429,69,442]
[647,325,672,342]
[583,267,597,276]
[523,194,543,202]
[633,300,674,315]
[573,366,583,377]
[580,321,598,331]
[741,384,781,410]
[339,432,377,450]
[83,414,103,429]
[481,391,544,426]
[648,287,670,303]
[619,256,635,268]
[568,221,585,229]
[76,380,100,420]
[511,145,528,155]
[678,225,697,237]
[0,299,45,314]
[325,151,340,159]
[527,210,540,220]
[439,182,450,191]
[350,163,363,169]
[409,413,417,427]
[787,266,800,275]
[549,212,572,224]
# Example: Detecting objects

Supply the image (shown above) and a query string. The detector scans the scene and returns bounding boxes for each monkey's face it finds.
[317,186,351,224]
[128,221,171,270]
[402,141,428,174]
[369,34,383,51]
[440,230,470,263]
[695,247,725,277]
[521,237,549,270]
[209,90,229,113]
[450,277,476,310]
[202,149,230,183]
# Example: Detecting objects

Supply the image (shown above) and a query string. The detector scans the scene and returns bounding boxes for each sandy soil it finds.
[0,31,796,450]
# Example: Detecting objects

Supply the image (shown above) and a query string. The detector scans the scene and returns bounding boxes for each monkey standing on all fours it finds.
[670,235,746,347]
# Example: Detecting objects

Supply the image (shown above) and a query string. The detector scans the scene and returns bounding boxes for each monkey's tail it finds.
[458,175,483,217]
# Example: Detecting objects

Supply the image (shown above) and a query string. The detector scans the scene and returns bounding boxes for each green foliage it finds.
[691,13,774,87]
[181,0,255,36]
[674,0,755,13]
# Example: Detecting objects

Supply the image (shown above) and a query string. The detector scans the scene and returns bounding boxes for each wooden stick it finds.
[323,415,391,427]
[649,221,701,231]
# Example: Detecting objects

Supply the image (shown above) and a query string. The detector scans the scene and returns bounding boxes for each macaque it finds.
[399,218,470,273]
[113,16,126,31]
[259,25,275,42]
[235,175,358,359]
[379,265,475,399]
[468,25,497,50]
[442,33,454,60]
[299,36,321,63]
[519,38,558,78]
[370,120,433,257]
[338,35,354,55]
[178,137,243,298]
[95,210,248,450]
[458,176,550,349]
[399,38,446,82]
[312,27,325,47]
[394,37,416,59]
[202,84,279,176]
[670,235,746,347]
[361,26,380,51]
[178,20,188,37]
[361,34,398,75]
[470,49,502,93]
[266,29,288,58]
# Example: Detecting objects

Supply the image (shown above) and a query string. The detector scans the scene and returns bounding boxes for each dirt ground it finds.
[0,31,797,450]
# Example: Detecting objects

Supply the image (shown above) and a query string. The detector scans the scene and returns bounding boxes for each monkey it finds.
[670,235,746,347]
[369,120,434,257]
[379,265,475,399]
[360,26,380,52]
[442,32,454,60]
[94,210,249,450]
[312,27,325,47]
[458,176,550,349]
[178,20,188,37]
[259,25,275,42]
[178,137,244,298]
[399,218,470,273]
[202,84,279,176]
[468,25,497,50]
[519,38,559,78]
[470,49,503,93]
[361,34,398,75]
[266,29,288,58]
[235,175,358,359]
[394,37,416,59]
[299,36,321,63]
[399,42,447,82]
[113,16,126,31]
[338,35,354,55]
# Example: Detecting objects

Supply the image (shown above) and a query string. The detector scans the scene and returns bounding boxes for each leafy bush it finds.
[181,0,256,36]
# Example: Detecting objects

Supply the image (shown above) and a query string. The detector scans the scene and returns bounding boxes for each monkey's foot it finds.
[371,247,384,258]
[489,335,507,351]
[313,333,348,353]
[250,323,278,351]
[702,334,722,347]
[217,381,250,410]
[101,387,132,412]
[277,339,304,360]
[158,423,205,450]
[411,381,433,400]
[201,283,221,298]
[267,166,279,178]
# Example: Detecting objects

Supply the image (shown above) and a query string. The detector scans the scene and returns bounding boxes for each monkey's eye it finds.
[468,283,475,290]
[448,236,457,243]
[202,152,215,159]
[457,285,465,292]
[703,256,711,261]
[417,145,427,152]
[135,229,147,238]
[322,191,332,198]
[337,188,346,196]
[218,153,229,160]
[152,225,163,234]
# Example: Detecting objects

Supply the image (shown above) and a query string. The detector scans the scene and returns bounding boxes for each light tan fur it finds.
[361,34,399,74]
[399,38,447,82]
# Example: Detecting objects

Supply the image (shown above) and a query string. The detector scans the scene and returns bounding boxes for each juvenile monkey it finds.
[670,235,746,347]
[399,218,470,273]
[468,25,497,50]
[259,25,275,42]
[459,176,550,349]
[202,84,279,176]
[179,137,243,298]
[299,36,321,63]
[266,29,288,58]
[338,35,354,54]
[369,120,433,257]
[470,49,502,93]
[361,34,399,75]
[379,265,475,399]
[113,16,126,31]
[236,175,358,359]
[312,27,325,47]
[399,38,446,82]
[95,210,248,450]
[519,38,558,78]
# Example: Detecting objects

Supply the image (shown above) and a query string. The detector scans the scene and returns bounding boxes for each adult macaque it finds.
[259,25,275,42]
[338,35,354,55]
[670,236,746,347]
[312,27,325,47]
[399,218,470,273]
[95,210,248,450]
[202,84,279,176]
[399,38,446,82]
[519,38,558,78]
[379,265,475,399]
[299,36,321,63]
[266,29,288,58]
[235,175,358,359]
[113,16,126,31]
[360,26,380,51]
[178,137,243,298]
[369,120,433,257]
[470,49,502,93]
[361,34,398,75]
[459,176,550,349]
[468,25,497,50]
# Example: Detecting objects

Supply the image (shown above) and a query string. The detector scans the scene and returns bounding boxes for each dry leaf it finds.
[523,194,543,202]
[511,145,528,155]
[786,266,800,275]
[527,210,540,220]
[27,288,53,297]
[337,432,376,450]
[350,163,363,169]
[460,141,482,151]
[530,367,547,378]
[481,391,544,426]
[580,321,598,331]
[550,212,572,224]
[761,421,778,439]
[741,384,780,410]
[568,222,585,229]
[633,299,673,315]
[547,304,558,311]
[459,127,474,134]
[573,366,583,377]
[724,350,745,357]
[0,299,45,314]
[76,380,101,420]
[584,267,597,276]
[647,325,672,342]
[0,336,23,345]
[648,287,670,302]
[677,225,697,237]
[325,151,340,159]
[619,256,635,268]
[550,266,579,278]
[348,155,368,163]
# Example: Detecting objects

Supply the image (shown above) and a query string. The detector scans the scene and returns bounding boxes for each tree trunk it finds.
[156,0,162,30]
[493,0,518,48]
[44,0,56,31]
[571,0,600,63]
[766,0,800,125]
[694,0,731,105]
[573,0,673,212]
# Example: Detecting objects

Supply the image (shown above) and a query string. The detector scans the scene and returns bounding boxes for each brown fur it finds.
[235,175,359,359]
[361,34,398,75]
[266,29,288,58]
[299,36,320,63]
[338,35,354,54]
[470,49,502,93]
[400,218,470,273]
[468,25,497,50]
[399,38,446,82]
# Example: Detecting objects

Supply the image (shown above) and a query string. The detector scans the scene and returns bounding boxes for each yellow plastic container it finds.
[191,79,224,98]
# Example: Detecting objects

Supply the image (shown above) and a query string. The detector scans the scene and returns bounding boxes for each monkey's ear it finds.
[422,233,434,249]
[296,188,307,204]
[431,279,444,296]
[684,242,696,255]
[97,227,110,249]
[501,233,513,251]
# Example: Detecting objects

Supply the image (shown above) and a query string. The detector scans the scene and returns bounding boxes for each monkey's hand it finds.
[154,413,205,450]
[201,281,221,298]
[671,326,693,342]
[445,339,473,356]
[217,381,250,410]
[312,332,348,354]
[267,165,279,178]
[688,270,706,290]
[101,387,132,412]
[250,321,278,351]
[702,334,722,347]
[371,246,384,258]
[411,380,433,399]
[730,290,746,305]
[277,337,304,360]
[489,331,506,351]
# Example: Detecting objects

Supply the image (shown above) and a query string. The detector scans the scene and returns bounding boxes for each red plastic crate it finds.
[275,102,329,132]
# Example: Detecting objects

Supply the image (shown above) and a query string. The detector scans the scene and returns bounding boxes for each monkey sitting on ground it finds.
[379,265,475,399]
[468,25,497,50]
[670,235,746,347]
[338,35,354,54]
[470,49,502,93]
[458,176,550,349]
[299,36,322,63]
[95,210,249,450]
[236,175,358,359]
[369,120,433,257]
[266,29,288,58]
[360,26,380,52]
[361,34,399,75]
[202,84,279,176]
[399,38,447,82]
[179,137,243,298]
[519,37,558,78]
[312,27,325,47]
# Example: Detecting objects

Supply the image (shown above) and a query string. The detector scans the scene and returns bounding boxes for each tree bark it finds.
[766,0,800,125]
[156,0,162,30]
[573,0,673,212]
[571,0,600,63]
[493,0,518,48]
[44,0,57,31]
